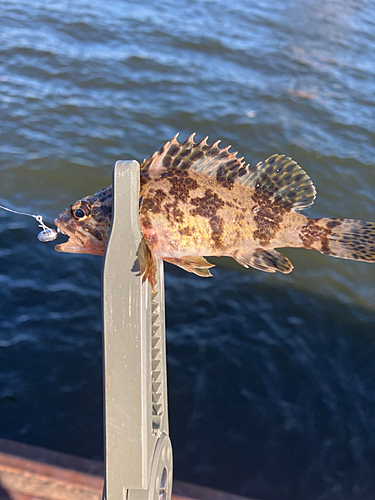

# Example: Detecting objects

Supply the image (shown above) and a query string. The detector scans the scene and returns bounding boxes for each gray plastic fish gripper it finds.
[101,160,172,500]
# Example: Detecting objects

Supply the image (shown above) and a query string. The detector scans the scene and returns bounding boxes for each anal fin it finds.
[233,248,293,274]
[163,256,215,277]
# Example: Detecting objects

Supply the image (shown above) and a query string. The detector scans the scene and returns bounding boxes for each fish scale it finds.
[54,135,375,290]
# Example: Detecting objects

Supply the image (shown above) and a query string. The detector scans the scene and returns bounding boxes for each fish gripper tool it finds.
[102,160,172,500]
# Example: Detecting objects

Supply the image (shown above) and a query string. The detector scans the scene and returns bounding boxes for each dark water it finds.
[0,1,375,499]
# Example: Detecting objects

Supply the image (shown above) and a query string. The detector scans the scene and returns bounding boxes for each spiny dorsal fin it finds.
[141,136,316,211]
[140,134,248,184]
[237,154,316,211]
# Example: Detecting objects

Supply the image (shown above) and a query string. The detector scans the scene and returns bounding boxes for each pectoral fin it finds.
[139,237,157,290]
[233,248,293,274]
[163,256,215,277]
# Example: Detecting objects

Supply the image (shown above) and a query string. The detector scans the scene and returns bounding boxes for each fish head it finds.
[54,186,112,255]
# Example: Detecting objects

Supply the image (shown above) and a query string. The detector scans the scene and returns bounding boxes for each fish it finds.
[54,134,375,290]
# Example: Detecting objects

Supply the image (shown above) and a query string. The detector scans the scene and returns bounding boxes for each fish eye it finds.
[72,201,91,220]
[75,208,85,218]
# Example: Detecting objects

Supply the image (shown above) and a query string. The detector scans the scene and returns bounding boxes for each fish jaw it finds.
[54,212,105,256]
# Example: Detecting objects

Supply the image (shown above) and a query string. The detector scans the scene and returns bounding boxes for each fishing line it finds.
[0,203,58,242]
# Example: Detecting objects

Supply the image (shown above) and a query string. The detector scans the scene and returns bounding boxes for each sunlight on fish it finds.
[54,134,375,290]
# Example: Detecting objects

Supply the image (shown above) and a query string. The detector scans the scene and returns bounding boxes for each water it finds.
[0,1,374,499]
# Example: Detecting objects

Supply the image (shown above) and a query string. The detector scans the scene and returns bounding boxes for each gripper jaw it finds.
[102,161,172,500]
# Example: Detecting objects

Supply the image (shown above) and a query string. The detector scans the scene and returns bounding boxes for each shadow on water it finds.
[0,226,374,500]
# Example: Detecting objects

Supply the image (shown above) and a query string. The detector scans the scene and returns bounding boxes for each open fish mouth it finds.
[54,218,89,253]
[53,218,105,255]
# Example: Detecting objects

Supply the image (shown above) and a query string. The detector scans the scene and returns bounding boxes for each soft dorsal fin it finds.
[140,134,248,184]
[141,136,316,211]
[236,154,316,211]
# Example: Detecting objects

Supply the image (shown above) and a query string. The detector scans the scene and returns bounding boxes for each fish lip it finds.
[54,218,87,249]
[53,217,105,255]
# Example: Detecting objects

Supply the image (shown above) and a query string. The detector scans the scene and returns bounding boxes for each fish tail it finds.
[301,218,375,262]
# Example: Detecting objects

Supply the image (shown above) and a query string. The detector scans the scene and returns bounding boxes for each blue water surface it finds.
[0,1,374,499]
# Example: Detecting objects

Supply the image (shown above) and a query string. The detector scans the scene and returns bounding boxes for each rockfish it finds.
[54,135,375,289]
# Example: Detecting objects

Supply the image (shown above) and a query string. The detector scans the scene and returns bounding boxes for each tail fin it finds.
[301,218,375,263]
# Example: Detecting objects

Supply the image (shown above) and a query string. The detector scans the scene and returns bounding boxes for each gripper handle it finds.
[102,160,172,500]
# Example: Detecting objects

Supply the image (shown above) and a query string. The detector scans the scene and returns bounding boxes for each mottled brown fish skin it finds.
[140,169,298,259]
[54,134,375,288]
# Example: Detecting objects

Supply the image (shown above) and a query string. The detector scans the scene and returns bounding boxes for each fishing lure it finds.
[0,204,58,242]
